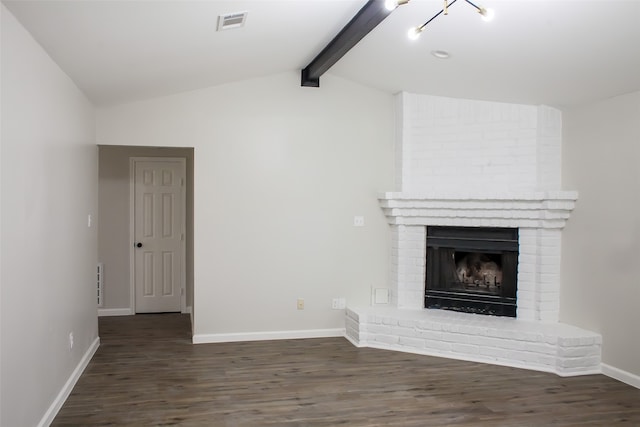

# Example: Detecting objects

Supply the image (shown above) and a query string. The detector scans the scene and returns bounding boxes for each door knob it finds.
[135,242,143,248]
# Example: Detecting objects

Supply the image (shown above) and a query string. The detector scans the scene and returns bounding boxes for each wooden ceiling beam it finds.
[301,0,392,87]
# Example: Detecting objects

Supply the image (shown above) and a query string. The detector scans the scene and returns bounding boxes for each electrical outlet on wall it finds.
[68,332,74,350]
[297,298,304,310]
[332,298,346,309]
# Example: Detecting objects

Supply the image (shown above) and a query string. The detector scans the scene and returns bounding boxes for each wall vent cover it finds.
[97,262,104,307]
[217,12,248,31]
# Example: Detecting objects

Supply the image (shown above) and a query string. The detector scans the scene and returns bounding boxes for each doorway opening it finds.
[97,146,194,327]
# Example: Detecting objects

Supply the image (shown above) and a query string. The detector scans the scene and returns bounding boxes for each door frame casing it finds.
[129,157,187,314]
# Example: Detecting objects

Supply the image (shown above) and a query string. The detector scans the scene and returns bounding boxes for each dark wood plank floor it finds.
[53,314,640,426]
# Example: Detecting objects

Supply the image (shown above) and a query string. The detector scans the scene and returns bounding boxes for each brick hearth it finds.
[345,307,602,376]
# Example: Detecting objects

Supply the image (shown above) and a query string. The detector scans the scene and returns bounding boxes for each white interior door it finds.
[132,158,185,313]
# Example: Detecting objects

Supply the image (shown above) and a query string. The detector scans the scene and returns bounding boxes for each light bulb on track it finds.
[384,0,398,10]
[385,0,410,11]
[405,0,493,42]
[478,7,495,22]
[408,26,423,40]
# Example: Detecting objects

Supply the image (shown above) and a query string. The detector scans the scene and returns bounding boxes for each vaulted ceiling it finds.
[4,0,640,108]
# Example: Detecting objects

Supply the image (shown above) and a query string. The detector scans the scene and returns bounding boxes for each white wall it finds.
[97,72,394,338]
[561,90,640,379]
[1,5,98,426]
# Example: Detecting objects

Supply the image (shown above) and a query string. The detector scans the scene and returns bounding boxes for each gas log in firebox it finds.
[425,226,519,317]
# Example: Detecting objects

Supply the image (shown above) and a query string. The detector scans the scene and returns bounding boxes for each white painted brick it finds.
[487,337,527,351]
[478,346,507,359]
[416,329,443,340]
[381,316,399,326]
[536,354,556,367]
[360,332,373,342]
[457,324,486,336]
[539,300,560,312]
[505,349,544,364]
[452,343,479,355]
[539,245,561,256]
[405,249,421,258]
[538,291,560,302]
[399,336,425,349]
[400,94,545,194]
[381,96,582,356]
[398,297,422,310]
[402,282,422,291]
[539,273,559,284]
[558,345,600,358]
[517,294,535,309]
[346,309,360,322]
[392,326,414,337]
[416,321,443,332]
[366,324,393,335]
[374,334,400,345]
[538,262,560,274]
[441,332,467,343]
[539,311,559,322]
[408,274,423,283]
[487,330,536,346]
[518,252,537,262]
[514,229,537,239]
[424,339,453,352]
[402,265,423,275]
[345,319,359,334]
[517,307,538,320]
[467,335,497,347]
[398,318,417,328]
[524,342,556,355]
[400,290,423,302]
[558,356,600,369]
[519,245,538,255]
[559,335,600,347]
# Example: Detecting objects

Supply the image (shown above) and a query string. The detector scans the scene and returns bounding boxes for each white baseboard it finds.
[193,328,345,344]
[98,308,133,317]
[343,332,366,348]
[38,336,100,427]
[602,363,640,389]
[184,305,192,314]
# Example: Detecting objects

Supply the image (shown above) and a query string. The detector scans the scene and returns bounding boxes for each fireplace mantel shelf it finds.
[379,191,578,229]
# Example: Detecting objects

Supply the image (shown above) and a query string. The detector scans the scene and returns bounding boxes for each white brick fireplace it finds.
[346,93,601,376]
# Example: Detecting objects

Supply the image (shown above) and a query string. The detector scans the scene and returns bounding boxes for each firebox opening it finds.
[455,252,503,288]
[425,226,518,318]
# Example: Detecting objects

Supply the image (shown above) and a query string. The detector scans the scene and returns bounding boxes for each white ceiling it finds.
[4,0,640,108]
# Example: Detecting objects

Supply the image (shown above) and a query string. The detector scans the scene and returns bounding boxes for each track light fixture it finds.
[389,0,494,40]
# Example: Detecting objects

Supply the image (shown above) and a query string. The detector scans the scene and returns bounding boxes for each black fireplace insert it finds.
[425,226,518,317]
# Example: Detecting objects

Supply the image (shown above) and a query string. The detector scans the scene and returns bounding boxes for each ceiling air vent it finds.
[217,12,248,31]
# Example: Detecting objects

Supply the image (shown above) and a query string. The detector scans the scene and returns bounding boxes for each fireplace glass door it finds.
[425,226,518,317]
